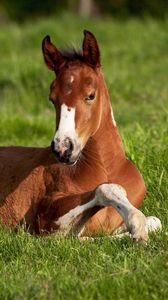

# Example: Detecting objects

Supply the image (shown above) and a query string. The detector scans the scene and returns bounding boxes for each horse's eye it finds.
[85,91,96,101]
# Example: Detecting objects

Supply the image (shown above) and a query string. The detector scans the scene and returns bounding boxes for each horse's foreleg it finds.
[96,183,148,242]
[79,216,162,243]
[76,183,161,243]
[44,183,161,242]
[94,183,162,243]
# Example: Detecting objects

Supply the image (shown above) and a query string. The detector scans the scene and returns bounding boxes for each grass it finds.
[0,13,168,299]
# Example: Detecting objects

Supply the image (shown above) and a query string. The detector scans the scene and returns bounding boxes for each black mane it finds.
[60,47,84,62]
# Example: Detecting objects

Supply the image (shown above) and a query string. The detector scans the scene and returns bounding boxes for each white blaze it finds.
[54,104,76,140]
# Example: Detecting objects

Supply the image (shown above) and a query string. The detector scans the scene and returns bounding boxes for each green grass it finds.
[0,13,168,299]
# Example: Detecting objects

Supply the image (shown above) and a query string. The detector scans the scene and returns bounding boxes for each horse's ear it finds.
[82,30,100,67]
[42,35,65,72]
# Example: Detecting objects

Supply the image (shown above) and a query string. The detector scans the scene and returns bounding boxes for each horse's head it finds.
[42,30,106,165]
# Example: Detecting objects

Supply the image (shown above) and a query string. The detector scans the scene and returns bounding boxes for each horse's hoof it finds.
[146,216,162,232]
[127,210,148,244]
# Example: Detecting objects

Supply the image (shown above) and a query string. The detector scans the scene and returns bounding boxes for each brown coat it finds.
[0,30,146,235]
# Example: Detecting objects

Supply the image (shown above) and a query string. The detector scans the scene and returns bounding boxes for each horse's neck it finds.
[94,113,125,170]
[76,116,125,182]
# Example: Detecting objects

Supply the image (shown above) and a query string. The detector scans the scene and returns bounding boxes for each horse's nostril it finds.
[64,137,74,152]
[69,140,74,152]
[51,141,61,159]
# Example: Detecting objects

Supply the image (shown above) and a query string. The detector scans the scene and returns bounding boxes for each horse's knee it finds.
[95,183,127,205]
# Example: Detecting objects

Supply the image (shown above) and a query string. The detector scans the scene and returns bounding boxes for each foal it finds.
[0,30,161,242]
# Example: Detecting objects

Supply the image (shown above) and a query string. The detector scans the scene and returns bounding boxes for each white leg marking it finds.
[145,216,162,232]
[55,198,97,234]
[113,216,162,237]
[95,183,148,243]
[77,226,86,237]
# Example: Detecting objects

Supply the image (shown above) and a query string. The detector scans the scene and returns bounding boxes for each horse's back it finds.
[0,146,43,190]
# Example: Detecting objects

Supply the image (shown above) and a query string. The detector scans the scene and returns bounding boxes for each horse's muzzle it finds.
[51,138,76,165]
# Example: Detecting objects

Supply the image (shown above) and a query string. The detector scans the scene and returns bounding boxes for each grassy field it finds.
[0,13,168,299]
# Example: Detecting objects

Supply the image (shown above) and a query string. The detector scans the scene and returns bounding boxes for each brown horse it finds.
[0,30,161,242]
